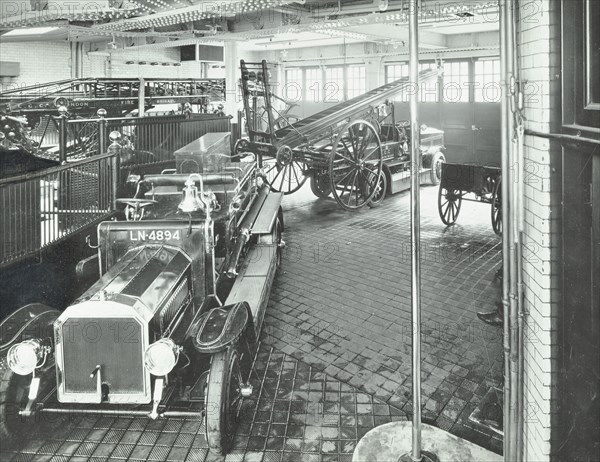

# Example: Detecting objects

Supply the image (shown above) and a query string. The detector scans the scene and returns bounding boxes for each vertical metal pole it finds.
[138,78,145,117]
[499,1,514,460]
[505,1,521,459]
[98,116,107,156]
[58,115,67,164]
[409,0,422,460]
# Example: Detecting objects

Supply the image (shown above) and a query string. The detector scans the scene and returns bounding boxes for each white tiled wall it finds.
[519,1,561,460]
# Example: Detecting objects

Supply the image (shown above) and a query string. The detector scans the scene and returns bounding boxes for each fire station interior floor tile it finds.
[264,184,504,453]
[1,344,405,462]
[0,184,503,461]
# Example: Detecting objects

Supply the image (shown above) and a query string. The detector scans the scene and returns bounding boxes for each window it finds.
[443,61,470,102]
[386,63,409,83]
[386,64,409,101]
[385,63,438,102]
[561,0,599,133]
[419,63,438,102]
[284,68,303,102]
[324,67,344,103]
[346,66,366,99]
[474,59,501,103]
[305,68,322,103]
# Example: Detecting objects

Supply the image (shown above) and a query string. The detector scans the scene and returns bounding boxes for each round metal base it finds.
[398,450,441,462]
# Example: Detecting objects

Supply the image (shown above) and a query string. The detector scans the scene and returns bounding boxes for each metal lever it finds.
[148,377,164,420]
[90,365,102,403]
[20,373,40,417]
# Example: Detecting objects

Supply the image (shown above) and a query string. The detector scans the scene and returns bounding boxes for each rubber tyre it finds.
[491,178,502,235]
[205,346,243,455]
[0,354,33,445]
[310,172,331,199]
[429,152,445,185]
[275,216,283,270]
[367,170,387,208]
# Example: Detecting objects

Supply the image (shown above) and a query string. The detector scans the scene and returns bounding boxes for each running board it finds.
[225,243,277,337]
[388,168,433,195]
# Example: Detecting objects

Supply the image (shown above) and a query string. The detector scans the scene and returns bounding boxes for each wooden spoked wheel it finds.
[205,345,244,455]
[262,146,308,195]
[329,120,383,211]
[491,178,502,235]
[438,186,462,225]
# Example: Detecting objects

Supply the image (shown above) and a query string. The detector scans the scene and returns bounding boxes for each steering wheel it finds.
[116,198,158,221]
[116,198,158,208]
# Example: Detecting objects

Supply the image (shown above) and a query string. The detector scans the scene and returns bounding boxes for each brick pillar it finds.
[518,1,561,460]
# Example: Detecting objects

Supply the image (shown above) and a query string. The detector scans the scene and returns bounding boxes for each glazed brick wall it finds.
[518,1,561,461]
[0,41,201,90]
[0,41,72,89]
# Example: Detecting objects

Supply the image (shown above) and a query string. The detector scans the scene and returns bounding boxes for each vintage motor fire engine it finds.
[0,137,284,454]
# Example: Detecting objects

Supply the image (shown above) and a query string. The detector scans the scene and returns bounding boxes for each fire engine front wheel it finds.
[310,171,331,199]
[205,345,245,455]
[0,356,34,445]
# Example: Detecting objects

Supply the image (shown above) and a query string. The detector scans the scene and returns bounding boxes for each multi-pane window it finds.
[474,59,501,103]
[346,66,366,99]
[385,63,438,102]
[324,67,344,103]
[443,61,470,102]
[284,68,302,102]
[386,64,409,101]
[419,63,438,102]
[305,68,322,103]
[386,63,409,83]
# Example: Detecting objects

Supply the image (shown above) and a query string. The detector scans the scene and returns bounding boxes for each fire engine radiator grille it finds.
[61,317,145,395]
[157,279,190,332]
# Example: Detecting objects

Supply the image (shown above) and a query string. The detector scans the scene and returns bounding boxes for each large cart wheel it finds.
[429,152,445,185]
[263,146,308,195]
[491,178,502,235]
[367,170,387,208]
[329,120,383,211]
[438,186,462,225]
[205,345,245,455]
[310,170,331,199]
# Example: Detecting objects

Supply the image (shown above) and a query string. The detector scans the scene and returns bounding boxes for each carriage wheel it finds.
[310,170,331,199]
[262,146,308,195]
[367,169,387,208]
[438,186,462,225]
[491,178,502,235]
[329,120,383,211]
[205,345,244,455]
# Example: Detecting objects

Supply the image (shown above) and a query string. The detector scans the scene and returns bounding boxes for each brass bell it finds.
[178,177,204,213]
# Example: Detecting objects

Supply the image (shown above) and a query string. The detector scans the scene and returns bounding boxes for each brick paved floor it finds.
[263,183,503,452]
[0,343,406,462]
[0,183,503,461]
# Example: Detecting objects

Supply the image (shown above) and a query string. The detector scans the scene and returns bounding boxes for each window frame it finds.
[473,58,501,104]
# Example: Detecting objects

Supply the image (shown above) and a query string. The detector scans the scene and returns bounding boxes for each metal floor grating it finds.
[0,343,407,462]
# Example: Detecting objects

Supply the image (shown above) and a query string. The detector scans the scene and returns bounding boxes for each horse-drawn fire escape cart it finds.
[234,60,446,210]
[438,162,502,234]
[0,142,284,455]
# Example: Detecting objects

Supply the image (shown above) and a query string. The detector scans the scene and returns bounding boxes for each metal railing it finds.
[0,152,118,268]
[38,113,231,166]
